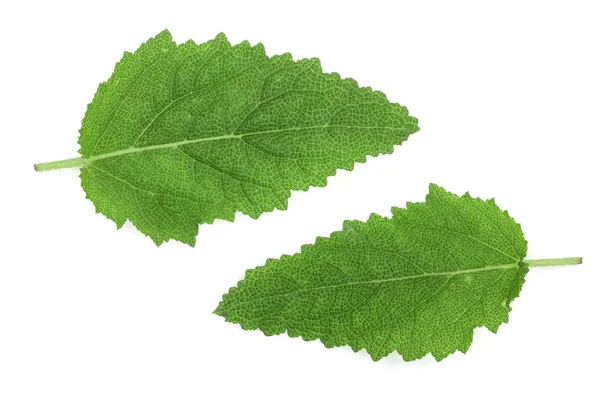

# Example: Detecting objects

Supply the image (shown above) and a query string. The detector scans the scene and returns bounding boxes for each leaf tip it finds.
[213,303,225,317]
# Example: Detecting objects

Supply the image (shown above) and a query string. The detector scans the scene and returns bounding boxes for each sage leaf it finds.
[215,184,581,361]
[34,31,419,245]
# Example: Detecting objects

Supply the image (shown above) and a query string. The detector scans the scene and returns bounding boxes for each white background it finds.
[1,1,598,399]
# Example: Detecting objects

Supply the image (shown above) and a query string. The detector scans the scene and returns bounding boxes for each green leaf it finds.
[215,184,531,361]
[35,30,419,246]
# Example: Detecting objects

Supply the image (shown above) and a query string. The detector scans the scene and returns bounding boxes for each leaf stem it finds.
[34,157,87,171]
[524,257,582,267]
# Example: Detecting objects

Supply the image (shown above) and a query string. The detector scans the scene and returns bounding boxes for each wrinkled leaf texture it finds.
[78,30,419,245]
[216,184,529,361]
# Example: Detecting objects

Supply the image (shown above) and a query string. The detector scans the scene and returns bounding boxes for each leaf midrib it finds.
[79,125,406,166]
[230,262,519,306]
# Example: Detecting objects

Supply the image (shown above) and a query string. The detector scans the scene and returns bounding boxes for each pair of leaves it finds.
[36,32,580,362]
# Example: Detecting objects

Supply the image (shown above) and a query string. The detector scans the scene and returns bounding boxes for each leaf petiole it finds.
[34,157,86,171]
[525,257,582,267]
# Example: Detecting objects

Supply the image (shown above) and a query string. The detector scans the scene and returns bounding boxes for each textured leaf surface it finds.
[215,184,529,361]
[77,30,419,245]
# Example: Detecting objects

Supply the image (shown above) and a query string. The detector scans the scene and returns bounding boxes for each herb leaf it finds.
[216,184,534,361]
[35,30,419,245]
